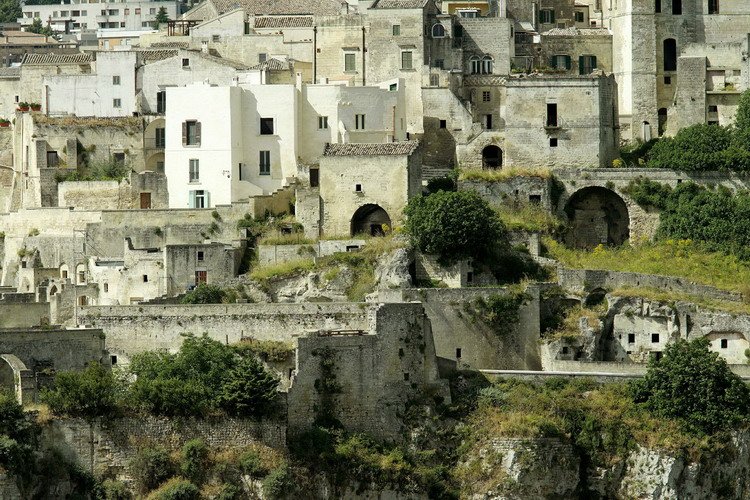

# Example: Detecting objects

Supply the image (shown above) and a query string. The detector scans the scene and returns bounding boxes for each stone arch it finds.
[482,145,502,169]
[351,204,391,237]
[431,23,445,38]
[0,354,30,404]
[584,288,608,307]
[663,38,677,71]
[76,263,86,284]
[564,186,630,248]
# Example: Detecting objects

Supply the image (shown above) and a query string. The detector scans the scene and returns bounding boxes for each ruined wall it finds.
[257,239,367,266]
[0,327,104,373]
[0,303,49,328]
[58,180,131,209]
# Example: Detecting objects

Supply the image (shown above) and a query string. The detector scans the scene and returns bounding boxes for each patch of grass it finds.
[459,167,552,182]
[258,233,315,245]
[233,339,295,362]
[543,304,604,340]
[249,259,315,285]
[494,203,566,234]
[611,287,750,315]
[544,237,750,294]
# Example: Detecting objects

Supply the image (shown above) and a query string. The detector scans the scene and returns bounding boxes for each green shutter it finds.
[550,10,556,23]
[591,55,597,69]
[188,190,196,208]
[565,56,572,70]
[550,56,556,69]
[579,55,585,75]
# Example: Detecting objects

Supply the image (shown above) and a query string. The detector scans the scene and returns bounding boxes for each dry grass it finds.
[494,203,566,234]
[25,403,53,425]
[544,304,604,340]
[459,167,552,182]
[34,114,141,129]
[257,233,315,246]
[611,286,750,315]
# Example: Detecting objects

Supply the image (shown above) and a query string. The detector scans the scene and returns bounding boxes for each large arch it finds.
[482,145,502,169]
[0,354,30,404]
[564,186,629,248]
[351,204,391,237]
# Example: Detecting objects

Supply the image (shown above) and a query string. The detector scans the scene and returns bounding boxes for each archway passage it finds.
[564,186,629,249]
[351,204,391,237]
[482,145,502,169]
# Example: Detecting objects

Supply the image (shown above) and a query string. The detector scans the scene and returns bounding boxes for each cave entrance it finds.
[351,204,391,237]
[564,186,629,248]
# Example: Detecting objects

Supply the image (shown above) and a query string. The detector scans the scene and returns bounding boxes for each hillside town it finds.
[1,0,750,498]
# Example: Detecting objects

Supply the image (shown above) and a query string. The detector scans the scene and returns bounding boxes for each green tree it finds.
[27,17,53,36]
[153,6,169,27]
[218,355,279,416]
[40,362,121,417]
[646,123,735,171]
[404,190,507,265]
[181,283,226,304]
[0,390,36,481]
[632,337,750,435]
[0,0,21,24]
[179,439,210,485]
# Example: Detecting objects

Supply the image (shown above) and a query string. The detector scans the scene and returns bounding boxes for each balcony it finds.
[144,137,165,152]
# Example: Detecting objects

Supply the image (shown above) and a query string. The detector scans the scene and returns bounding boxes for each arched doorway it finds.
[482,145,502,169]
[351,204,391,237]
[564,186,630,248]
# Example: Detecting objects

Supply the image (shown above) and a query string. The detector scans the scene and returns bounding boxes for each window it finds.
[392,24,400,35]
[78,270,85,283]
[483,114,492,129]
[355,183,362,192]
[112,98,121,108]
[142,275,148,283]
[123,8,129,15]
[389,83,398,91]
[112,75,120,85]
[310,168,319,187]
[113,153,125,165]
[258,53,267,63]
[212,34,220,42]
[439,119,447,128]
[651,333,660,343]
[189,159,199,182]
[458,9,478,17]
[435,58,444,69]
[481,56,493,74]
[344,52,356,72]
[190,190,207,208]
[259,150,270,175]
[529,195,541,204]
[708,0,719,14]
[260,117,274,135]
[456,348,462,358]
[721,338,728,349]
[708,105,718,112]
[663,38,677,71]
[664,76,672,84]
[183,120,200,146]
[156,90,166,113]
[482,91,491,102]
[431,23,445,37]
[579,55,597,75]
[103,283,108,292]
[401,50,412,70]
[318,116,328,129]
[575,10,584,22]
[429,74,439,86]
[182,58,190,68]
[628,334,635,344]
[355,114,365,130]
[546,103,558,127]
[135,7,140,14]
[61,10,69,16]
[142,21,151,27]
[101,9,107,15]
[672,0,681,14]
[551,54,572,70]
[470,56,480,74]
[655,0,661,12]
[108,9,118,15]
[550,137,558,147]
[149,7,156,14]
[197,251,204,261]
[539,9,555,23]
[155,127,165,148]
[72,10,80,16]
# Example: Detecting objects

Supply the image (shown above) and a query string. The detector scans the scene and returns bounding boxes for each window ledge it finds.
[400,68,416,72]
[343,70,359,74]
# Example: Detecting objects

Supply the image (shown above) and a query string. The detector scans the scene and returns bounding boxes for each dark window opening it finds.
[456,348,462,358]
[310,168,319,187]
[546,103,558,127]
[655,0,661,12]
[651,333,660,343]
[663,38,677,71]
[143,275,148,283]
[403,372,410,381]
[197,251,204,261]
[562,346,569,354]
[664,76,672,85]
[466,271,473,284]
[708,0,719,14]
[529,194,541,204]
[399,348,404,357]
[110,355,117,365]
[550,138,558,147]
[708,105,718,112]
[439,119,447,129]
[355,183,362,192]
[672,0,681,14]
[721,338,728,349]
[628,333,635,344]
[260,117,274,135]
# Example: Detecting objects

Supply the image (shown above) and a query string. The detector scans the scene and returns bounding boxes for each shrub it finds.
[0,390,35,479]
[130,446,175,493]
[98,479,132,500]
[145,477,199,500]
[622,177,672,210]
[261,464,292,499]
[632,337,750,435]
[646,123,734,170]
[426,170,458,193]
[180,439,210,485]
[40,362,121,417]
[239,448,268,478]
[218,356,279,417]
[233,339,294,363]
[180,283,226,304]
[404,190,507,265]
[463,292,530,334]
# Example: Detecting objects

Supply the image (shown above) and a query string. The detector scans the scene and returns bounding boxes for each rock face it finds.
[373,247,412,290]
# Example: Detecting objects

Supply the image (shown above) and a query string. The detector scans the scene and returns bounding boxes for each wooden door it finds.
[140,192,151,209]
[195,271,207,286]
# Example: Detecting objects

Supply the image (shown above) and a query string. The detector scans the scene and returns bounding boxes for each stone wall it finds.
[58,180,131,210]
[460,176,553,211]
[257,239,367,266]
[0,303,49,328]
[0,327,105,374]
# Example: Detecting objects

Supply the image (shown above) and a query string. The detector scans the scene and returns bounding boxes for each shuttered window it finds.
[182,120,201,146]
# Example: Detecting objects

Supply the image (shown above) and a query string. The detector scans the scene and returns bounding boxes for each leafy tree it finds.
[0,0,21,24]
[0,390,36,480]
[130,446,175,493]
[153,6,169,28]
[218,355,279,416]
[632,337,750,435]
[404,190,507,265]
[181,283,226,304]
[179,439,210,485]
[646,123,734,171]
[146,478,199,500]
[40,362,121,417]
[26,17,53,36]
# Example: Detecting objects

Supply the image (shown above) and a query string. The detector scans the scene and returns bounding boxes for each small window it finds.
[318,116,328,129]
[575,11,584,22]
[344,52,356,72]
[550,138,558,147]
[672,0,682,14]
[708,105,718,112]
[651,333,660,343]
[189,159,199,182]
[403,372,410,381]
[112,98,121,108]
[551,54,572,70]
[182,58,190,67]
[663,38,677,71]
[482,91,491,102]
[197,251,204,261]
[259,151,271,175]
[143,275,149,283]
[392,24,400,35]
[439,119,447,129]
[429,74,439,86]
[628,333,635,344]
[466,272,473,283]
[401,50,413,70]
[355,114,365,130]
[110,355,117,365]
[258,53,267,63]
[539,8,555,23]
[355,183,362,192]
[664,76,672,84]
[708,120,720,125]
[183,120,200,146]
[546,103,558,127]
[721,338,728,349]
[483,114,492,129]
[456,348,462,358]
[156,90,166,113]
[470,56,481,74]
[431,23,445,38]
[155,127,165,148]
[435,59,444,69]
[529,194,541,204]
[103,283,109,292]
[310,168,319,187]
[260,117,274,135]
[579,55,597,75]
[112,75,120,85]
[562,346,569,354]
[389,83,398,91]
[708,0,719,14]
[212,34,220,42]
[655,0,661,12]
[135,7,140,14]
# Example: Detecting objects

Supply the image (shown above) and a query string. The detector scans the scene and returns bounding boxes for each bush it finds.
[404,190,507,265]
[130,446,175,493]
[98,479,132,500]
[622,177,673,210]
[632,337,750,435]
[239,448,268,478]
[426,171,458,193]
[646,123,734,170]
[40,362,121,417]
[145,477,199,500]
[180,439,210,485]
[0,390,35,479]
[181,283,226,304]
[261,464,292,499]
[218,356,279,417]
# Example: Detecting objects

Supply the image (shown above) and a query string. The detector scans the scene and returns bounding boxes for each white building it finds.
[19,0,179,32]
[164,77,407,208]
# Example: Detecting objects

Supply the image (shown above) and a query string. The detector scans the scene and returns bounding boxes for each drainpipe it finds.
[313,26,317,84]
[361,26,366,86]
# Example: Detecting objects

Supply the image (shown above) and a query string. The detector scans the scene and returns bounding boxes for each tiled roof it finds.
[323,141,419,157]
[211,0,344,15]
[370,0,425,8]
[544,27,611,36]
[138,49,179,63]
[150,41,189,48]
[21,53,91,65]
[254,16,313,28]
[249,57,289,70]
